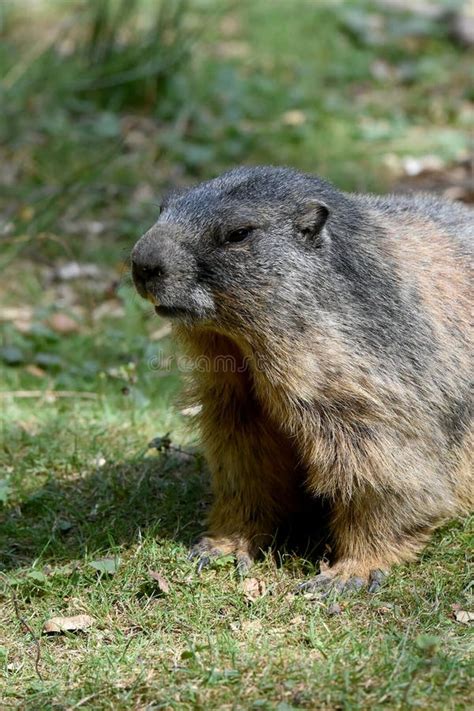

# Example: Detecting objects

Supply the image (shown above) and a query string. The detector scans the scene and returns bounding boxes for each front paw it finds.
[297,568,386,597]
[189,536,254,576]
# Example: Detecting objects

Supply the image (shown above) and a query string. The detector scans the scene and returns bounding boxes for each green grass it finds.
[1,266,473,710]
[1,362,473,710]
[1,382,473,708]
[1,0,473,708]
[0,0,471,265]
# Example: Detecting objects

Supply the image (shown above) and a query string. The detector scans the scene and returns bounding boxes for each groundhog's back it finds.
[360,194,472,511]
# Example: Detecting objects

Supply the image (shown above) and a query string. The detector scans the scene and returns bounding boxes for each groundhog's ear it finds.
[295,199,330,247]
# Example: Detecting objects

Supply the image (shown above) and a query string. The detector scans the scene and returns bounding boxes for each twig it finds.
[167,444,199,459]
[0,390,98,400]
[117,635,135,664]
[8,582,43,682]
[68,690,107,709]
[148,434,199,459]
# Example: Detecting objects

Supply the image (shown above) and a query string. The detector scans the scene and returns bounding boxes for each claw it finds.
[297,568,387,596]
[296,573,333,595]
[236,553,253,578]
[188,540,208,561]
[344,576,365,591]
[188,538,255,577]
[196,556,211,574]
[368,569,386,593]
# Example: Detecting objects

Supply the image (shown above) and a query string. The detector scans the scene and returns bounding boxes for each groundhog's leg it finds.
[298,488,439,594]
[190,411,301,575]
[178,332,300,574]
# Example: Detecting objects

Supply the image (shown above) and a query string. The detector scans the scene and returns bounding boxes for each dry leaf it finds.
[43,614,94,635]
[148,570,170,594]
[0,306,33,332]
[24,364,47,378]
[241,619,262,633]
[89,557,120,575]
[92,301,125,321]
[453,610,474,624]
[48,313,79,334]
[281,110,306,127]
[54,262,101,281]
[242,577,266,602]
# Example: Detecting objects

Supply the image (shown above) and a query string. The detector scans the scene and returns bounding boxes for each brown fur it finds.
[176,323,457,584]
[174,210,472,587]
[131,167,473,591]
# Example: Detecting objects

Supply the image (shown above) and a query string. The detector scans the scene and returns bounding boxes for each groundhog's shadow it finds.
[1,448,329,574]
[1,451,206,573]
[274,497,332,567]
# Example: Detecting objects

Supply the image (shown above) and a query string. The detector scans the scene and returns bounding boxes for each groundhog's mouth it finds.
[154,304,192,319]
[144,292,186,318]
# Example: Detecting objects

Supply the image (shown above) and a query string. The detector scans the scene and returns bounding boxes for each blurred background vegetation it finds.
[0,0,472,432]
[1,0,472,263]
[1,3,473,706]
[1,0,472,455]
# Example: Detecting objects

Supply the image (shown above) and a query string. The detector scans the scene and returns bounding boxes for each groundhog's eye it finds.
[226,227,254,244]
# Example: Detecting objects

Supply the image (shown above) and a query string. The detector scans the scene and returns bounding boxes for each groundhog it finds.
[131,166,473,593]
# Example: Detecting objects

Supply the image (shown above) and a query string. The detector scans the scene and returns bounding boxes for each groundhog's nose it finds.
[131,229,169,295]
[131,222,193,306]
[131,252,167,296]
[131,255,165,284]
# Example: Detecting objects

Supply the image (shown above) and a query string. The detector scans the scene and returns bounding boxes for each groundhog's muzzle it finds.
[131,223,206,319]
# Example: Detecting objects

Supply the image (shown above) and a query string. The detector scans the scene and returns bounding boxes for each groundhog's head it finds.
[131,166,358,332]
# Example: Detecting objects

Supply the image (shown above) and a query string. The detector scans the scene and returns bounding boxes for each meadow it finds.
[1,1,472,708]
